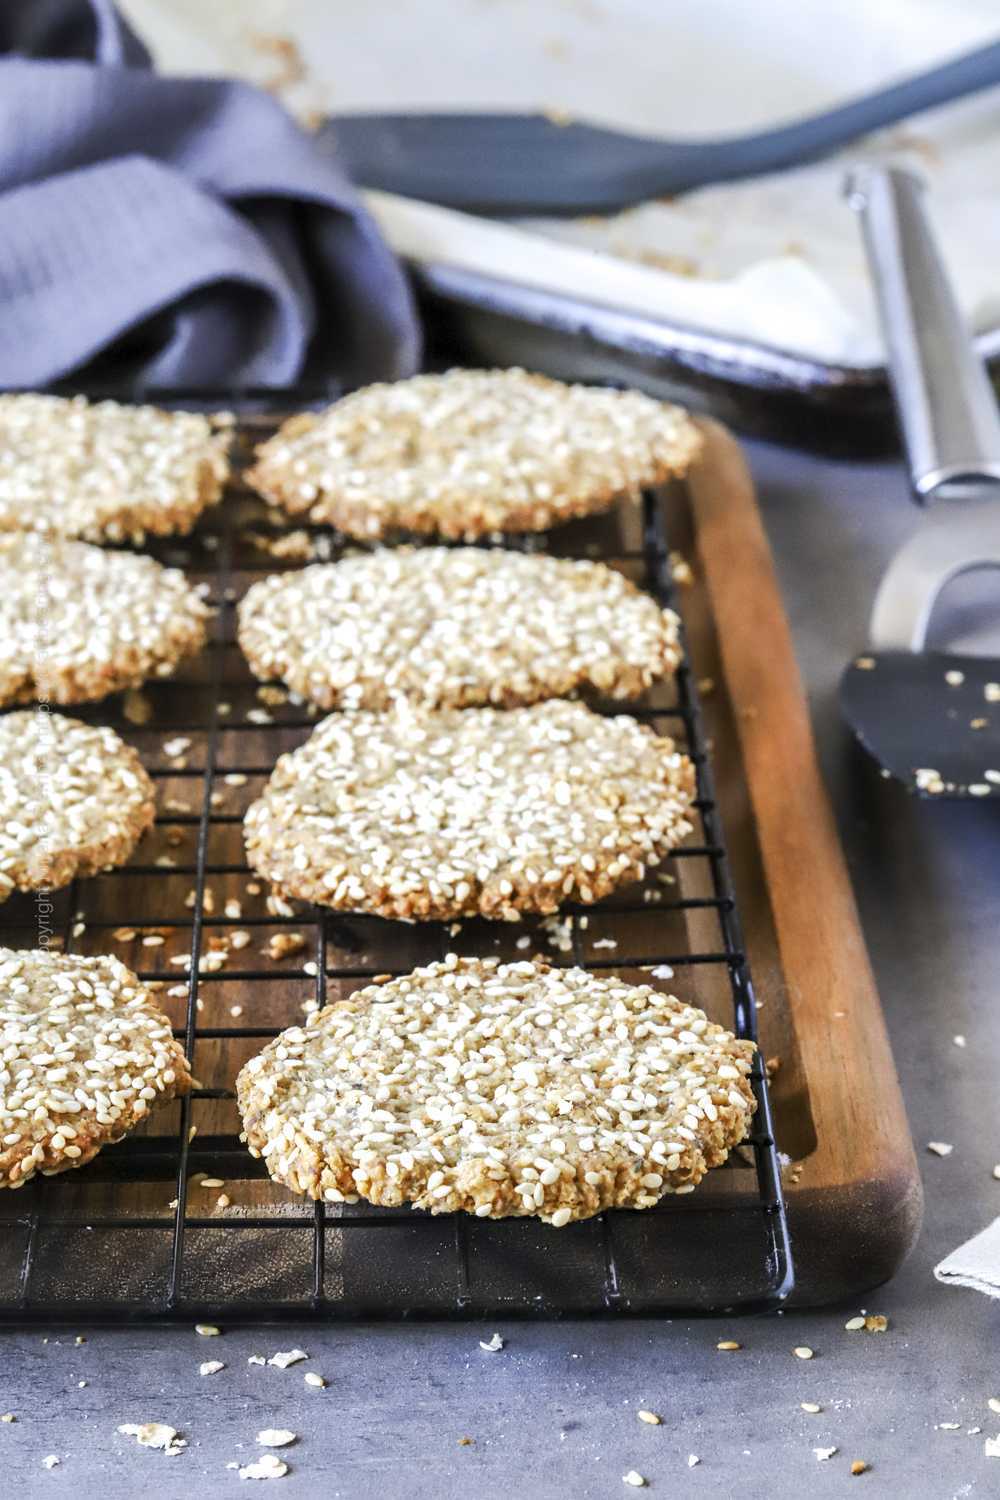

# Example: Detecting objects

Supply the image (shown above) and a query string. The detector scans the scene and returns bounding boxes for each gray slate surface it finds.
[4,438,1000,1498]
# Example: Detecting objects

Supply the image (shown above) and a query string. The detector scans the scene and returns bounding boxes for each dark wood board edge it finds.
[685,418,924,1306]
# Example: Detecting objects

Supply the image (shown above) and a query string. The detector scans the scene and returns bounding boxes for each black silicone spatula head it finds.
[840,651,1000,798]
[841,167,1000,797]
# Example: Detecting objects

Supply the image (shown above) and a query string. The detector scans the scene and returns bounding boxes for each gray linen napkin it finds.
[0,0,420,389]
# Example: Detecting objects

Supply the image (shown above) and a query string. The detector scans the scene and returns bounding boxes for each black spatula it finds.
[840,166,1000,799]
[323,41,1000,216]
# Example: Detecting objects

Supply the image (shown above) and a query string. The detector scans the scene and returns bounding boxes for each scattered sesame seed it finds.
[256,1430,296,1448]
[845,1316,866,1331]
[986,1435,1000,1457]
[801,1403,822,1414]
[637,1410,661,1425]
[304,1373,326,1389]
[195,1323,220,1337]
[688,1454,700,1467]
[622,1471,647,1488]
[717,1341,742,1351]
[945,670,965,686]
[42,1455,60,1469]
[793,1347,814,1360]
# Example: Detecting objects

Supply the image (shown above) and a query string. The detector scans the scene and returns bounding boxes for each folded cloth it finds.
[0,0,420,390]
[934,1215,1000,1298]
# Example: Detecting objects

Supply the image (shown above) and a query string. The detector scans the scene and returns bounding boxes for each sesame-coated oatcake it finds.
[0,393,231,543]
[0,712,155,902]
[244,368,701,541]
[237,546,682,711]
[243,699,695,922]
[0,947,191,1189]
[0,531,210,705]
[237,956,756,1223]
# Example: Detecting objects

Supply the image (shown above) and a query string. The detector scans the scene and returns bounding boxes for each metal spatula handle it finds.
[846,165,1000,501]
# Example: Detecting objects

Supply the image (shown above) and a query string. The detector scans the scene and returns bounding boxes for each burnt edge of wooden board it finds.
[685,418,923,1305]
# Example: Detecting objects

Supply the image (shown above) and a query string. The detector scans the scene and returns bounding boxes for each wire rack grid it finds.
[0,389,793,1322]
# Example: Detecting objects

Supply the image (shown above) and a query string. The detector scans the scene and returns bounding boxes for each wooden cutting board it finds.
[682,419,922,1304]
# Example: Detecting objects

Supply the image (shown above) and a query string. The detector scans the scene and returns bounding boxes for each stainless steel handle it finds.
[846,164,1000,501]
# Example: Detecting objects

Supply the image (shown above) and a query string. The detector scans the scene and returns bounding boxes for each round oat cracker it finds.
[0,712,155,903]
[236,955,756,1223]
[238,546,682,711]
[0,946,191,1189]
[244,368,701,541]
[0,531,210,706]
[243,699,695,922]
[0,392,231,543]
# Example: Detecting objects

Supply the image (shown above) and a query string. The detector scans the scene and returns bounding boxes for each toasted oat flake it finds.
[246,369,700,542]
[850,1460,869,1475]
[0,1413,14,1423]
[244,701,695,923]
[717,1340,742,1351]
[988,1398,1000,1414]
[864,1314,888,1332]
[118,1422,185,1454]
[987,1434,1000,1457]
[479,1333,504,1353]
[927,1141,953,1156]
[199,1360,225,1376]
[42,1455,60,1469]
[687,1454,700,1467]
[986,683,1000,702]
[237,956,754,1223]
[814,1447,837,1461]
[239,1453,289,1480]
[268,1349,308,1369]
[239,547,682,713]
[257,1430,296,1448]
[854,656,876,670]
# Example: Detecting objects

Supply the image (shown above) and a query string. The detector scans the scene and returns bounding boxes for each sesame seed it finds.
[793,1347,814,1360]
[195,1324,221,1337]
[637,1410,661,1425]
[622,1471,647,1487]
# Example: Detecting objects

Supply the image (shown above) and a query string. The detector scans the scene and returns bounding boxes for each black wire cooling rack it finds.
[0,387,793,1322]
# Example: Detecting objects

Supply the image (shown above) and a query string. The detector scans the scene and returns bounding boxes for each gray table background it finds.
[5,439,1000,1497]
